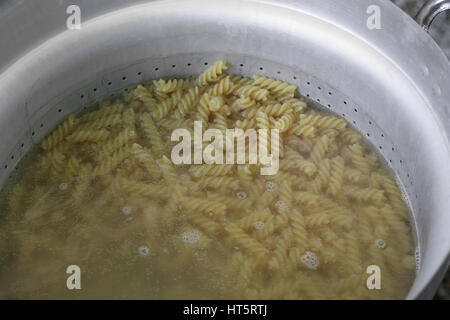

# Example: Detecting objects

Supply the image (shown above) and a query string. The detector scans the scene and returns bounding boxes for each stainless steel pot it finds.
[0,0,449,299]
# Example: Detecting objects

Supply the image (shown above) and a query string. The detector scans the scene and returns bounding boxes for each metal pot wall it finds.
[0,0,449,299]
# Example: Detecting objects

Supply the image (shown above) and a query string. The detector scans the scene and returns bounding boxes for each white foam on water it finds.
[122,206,132,215]
[301,251,320,270]
[138,246,150,256]
[254,221,265,230]
[182,229,201,244]
[375,239,386,249]
[59,183,68,190]
[266,181,277,193]
[274,200,287,212]
[236,191,248,200]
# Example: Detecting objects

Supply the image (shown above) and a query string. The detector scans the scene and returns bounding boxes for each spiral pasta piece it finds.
[232,96,255,111]
[131,143,161,180]
[225,223,269,258]
[274,111,296,133]
[175,86,200,117]
[41,114,78,151]
[198,60,228,85]
[299,113,347,130]
[140,112,165,157]
[96,128,136,159]
[236,85,269,102]
[253,75,297,98]
[82,103,123,122]
[328,156,345,195]
[115,176,169,199]
[207,76,233,96]
[153,78,188,94]
[66,128,110,143]
[152,89,182,121]
[92,144,133,175]
[133,85,157,108]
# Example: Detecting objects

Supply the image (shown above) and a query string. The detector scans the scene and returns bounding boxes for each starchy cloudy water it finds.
[0,61,416,299]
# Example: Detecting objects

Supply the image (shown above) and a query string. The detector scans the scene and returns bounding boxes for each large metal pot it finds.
[0,0,449,299]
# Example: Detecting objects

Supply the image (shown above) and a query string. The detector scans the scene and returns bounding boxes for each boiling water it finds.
[0,62,416,299]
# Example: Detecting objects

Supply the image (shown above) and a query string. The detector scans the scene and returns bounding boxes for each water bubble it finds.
[301,251,320,270]
[59,183,68,190]
[138,246,150,256]
[122,206,132,215]
[274,200,287,212]
[182,229,201,244]
[421,65,429,76]
[236,191,248,200]
[432,84,441,96]
[254,221,265,230]
[266,181,277,193]
[375,239,386,249]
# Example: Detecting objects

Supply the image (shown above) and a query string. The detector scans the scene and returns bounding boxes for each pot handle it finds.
[415,0,450,31]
